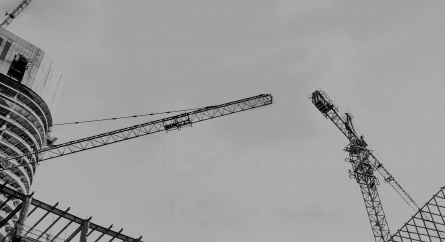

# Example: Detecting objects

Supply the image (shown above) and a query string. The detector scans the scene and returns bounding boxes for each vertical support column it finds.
[15,194,32,237]
[79,219,89,242]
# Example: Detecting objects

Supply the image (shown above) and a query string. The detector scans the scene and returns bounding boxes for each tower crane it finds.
[0,94,273,173]
[310,90,417,242]
[0,93,271,242]
[0,0,32,29]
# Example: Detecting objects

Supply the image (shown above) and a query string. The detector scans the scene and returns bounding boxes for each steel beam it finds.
[0,202,22,228]
[16,194,32,237]
[0,185,141,242]
[24,202,58,236]
[0,195,12,211]
[17,194,32,222]
[50,220,73,242]
[66,225,82,242]
[26,205,38,217]
[0,181,10,211]
[36,207,70,241]
[86,227,95,237]
[108,228,123,242]
[94,225,112,242]
[79,218,90,242]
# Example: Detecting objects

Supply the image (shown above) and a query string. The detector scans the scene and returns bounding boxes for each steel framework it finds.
[310,90,417,242]
[390,186,445,242]
[346,145,390,242]
[0,94,273,172]
[0,181,142,242]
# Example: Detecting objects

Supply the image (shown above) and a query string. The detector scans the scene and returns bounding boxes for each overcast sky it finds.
[1,1,445,242]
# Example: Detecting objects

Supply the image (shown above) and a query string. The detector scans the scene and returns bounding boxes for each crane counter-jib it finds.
[0,93,273,172]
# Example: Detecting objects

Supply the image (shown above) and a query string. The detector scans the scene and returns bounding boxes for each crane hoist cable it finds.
[171,130,177,242]
[159,130,178,242]
[160,132,167,242]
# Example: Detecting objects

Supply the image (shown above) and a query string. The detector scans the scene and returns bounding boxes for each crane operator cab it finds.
[347,136,368,154]
[353,136,368,150]
[311,90,335,115]
[357,135,367,147]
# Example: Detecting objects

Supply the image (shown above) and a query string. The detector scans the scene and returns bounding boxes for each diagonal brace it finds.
[0,202,22,229]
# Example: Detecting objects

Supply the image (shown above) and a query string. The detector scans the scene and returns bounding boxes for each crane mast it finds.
[0,94,273,172]
[310,90,418,242]
[0,0,32,28]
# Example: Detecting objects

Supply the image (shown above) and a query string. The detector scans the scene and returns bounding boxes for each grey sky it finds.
[1,0,445,241]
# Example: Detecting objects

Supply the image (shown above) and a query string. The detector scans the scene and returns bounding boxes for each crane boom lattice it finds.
[0,0,32,28]
[0,94,272,172]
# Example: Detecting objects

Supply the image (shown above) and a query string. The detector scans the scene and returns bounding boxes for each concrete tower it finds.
[0,28,62,233]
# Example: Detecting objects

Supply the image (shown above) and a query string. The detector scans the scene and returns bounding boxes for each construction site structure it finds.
[0,1,275,242]
[0,2,274,241]
[390,186,445,242]
[0,94,273,170]
[310,90,420,242]
[0,182,143,242]
[0,26,62,237]
[0,86,271,241]
[0,84,272,241]
[0,93,272,242]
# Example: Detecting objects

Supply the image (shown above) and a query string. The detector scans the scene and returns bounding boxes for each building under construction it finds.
[0,7,274,241]
[0,26,61,236]
[5,1,443,242]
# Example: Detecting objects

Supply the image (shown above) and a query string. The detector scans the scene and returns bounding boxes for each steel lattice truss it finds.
[310,90,418,242]
[310,90,418,210]
[390,187,445,242]
[0,0,32,28]
[0,94,273,172]
[0,182,142,242]
[346,147,390,242]
[359,182,390,242]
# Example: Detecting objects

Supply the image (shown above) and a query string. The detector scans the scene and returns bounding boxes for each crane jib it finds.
[0,0,32,29]
[0,94,273,172]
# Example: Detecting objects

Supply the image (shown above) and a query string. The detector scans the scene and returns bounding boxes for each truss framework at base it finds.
[0,182,142,242]
[390,186,445,242]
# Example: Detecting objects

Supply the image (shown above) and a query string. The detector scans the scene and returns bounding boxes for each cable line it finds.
[52,107,201,126]
[171,130,177,242]
[160,133,167,242]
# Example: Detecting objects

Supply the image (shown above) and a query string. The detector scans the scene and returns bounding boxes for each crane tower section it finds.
[311,90,391,242]
[0,27,62,237]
